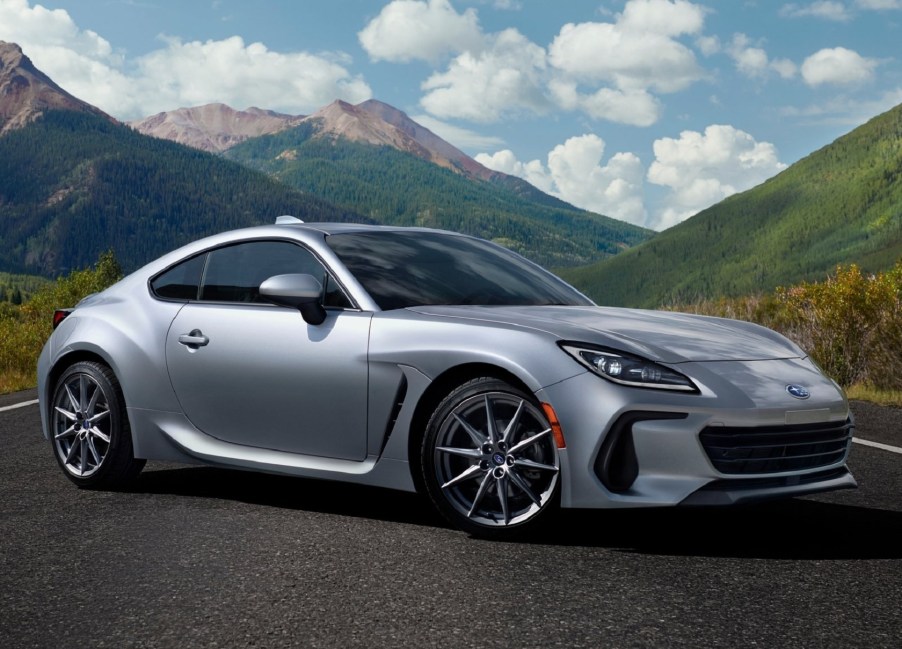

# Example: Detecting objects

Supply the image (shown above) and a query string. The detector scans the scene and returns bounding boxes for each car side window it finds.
[150,253,207,300]
[200,240,352,308]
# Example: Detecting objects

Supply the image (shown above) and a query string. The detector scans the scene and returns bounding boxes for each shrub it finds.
[0,251,122,393]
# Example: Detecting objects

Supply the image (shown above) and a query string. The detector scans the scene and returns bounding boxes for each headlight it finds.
[560,344,698,392]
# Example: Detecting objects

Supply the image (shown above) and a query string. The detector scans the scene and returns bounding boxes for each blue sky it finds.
[1,0,900,230]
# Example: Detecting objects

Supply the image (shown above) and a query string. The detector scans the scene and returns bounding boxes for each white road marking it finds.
[0,398,39,413]
[853,437,902,455]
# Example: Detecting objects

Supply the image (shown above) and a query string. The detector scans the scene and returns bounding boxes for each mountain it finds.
[560,102,902,307]
[0,109,365,276]
[224,100,651,267]
[129,103,305,153]
[0,41,112,135]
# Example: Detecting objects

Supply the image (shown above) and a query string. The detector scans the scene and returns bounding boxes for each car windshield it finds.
[326,231,594,310]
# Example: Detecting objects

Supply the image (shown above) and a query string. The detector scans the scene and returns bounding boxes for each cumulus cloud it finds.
[856,0,902,9]
[358,0,483,64]
[0,0,371,119]
[647,125,787,229]
[727,34,797,80]
[801,47,878,86]
[549,19,704,93]
[410,113,505,149]
[477,135,648,226]
[420,28,550,122]
[779,2,852,21]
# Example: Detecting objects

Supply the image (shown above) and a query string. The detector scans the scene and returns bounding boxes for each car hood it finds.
[406,305,805,364]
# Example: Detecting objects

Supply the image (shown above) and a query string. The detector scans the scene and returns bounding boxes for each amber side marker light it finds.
[52,308,73,330]
[541,402,566,449]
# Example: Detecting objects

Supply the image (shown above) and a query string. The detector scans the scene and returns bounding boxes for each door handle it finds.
[178,330,209,348]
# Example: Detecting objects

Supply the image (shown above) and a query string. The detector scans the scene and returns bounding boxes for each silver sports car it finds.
[37,217,856,538]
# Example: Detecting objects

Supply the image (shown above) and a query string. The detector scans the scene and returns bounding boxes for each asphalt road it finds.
[1,389,900,649]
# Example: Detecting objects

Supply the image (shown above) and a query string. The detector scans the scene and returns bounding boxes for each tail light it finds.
[52,309,73,330]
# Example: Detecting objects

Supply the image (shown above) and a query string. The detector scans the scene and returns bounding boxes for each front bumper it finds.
[536,361,855,510]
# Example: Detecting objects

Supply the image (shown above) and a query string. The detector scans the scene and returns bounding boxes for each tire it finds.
[49,361,145,489]
[421,377,561,538]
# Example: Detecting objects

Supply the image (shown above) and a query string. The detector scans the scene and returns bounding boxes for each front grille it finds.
[700,418,853,475]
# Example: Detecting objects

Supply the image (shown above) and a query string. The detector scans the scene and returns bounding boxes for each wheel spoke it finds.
[86,384,101,418]
[79,375,88,413]
[436,446,482,459]
[86,436,102,466]
[507,468,542,507]
[64,384,79,412]
[484,395,499,444]
[441,463,484,490]
[54,406,77,421]
[467,473,494,519]
[87,409,110,425]
[513,458,559,473]
[497,475,511,524]
[452,413,487,447]
[90,429,111,444]
[508,428,551,455]
[80,436,88,474]
[500,399,525,445]
[54,425,77,440]
[65,438,81,464]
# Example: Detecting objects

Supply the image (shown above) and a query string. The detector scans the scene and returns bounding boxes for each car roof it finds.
[274,221,463,237]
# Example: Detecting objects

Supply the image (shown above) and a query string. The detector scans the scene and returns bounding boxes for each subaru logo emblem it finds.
[492,453,505,466]
[786,384,810,399]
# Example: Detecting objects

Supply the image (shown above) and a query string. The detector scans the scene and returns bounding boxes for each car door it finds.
[163,239,371,461]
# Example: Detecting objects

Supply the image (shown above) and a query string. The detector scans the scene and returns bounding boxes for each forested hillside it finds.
[226,121,652,268]
[562,102,902,307]
[0,111,363,275]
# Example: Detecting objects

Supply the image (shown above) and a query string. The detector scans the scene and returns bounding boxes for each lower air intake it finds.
[700,418,853,475]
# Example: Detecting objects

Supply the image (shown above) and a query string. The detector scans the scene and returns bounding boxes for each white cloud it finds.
[358,0,483,64]
[0,1,372,119]
[727,33,798,80]
[549,19,704,93]
[410,114,505,149]
[477,135,648,226]
[780,87,902,125]
[550,81,662,126]
[696,35,721,56]
[647,125,787,229]
[618,0,708,36]
[780,2,852,21]
[420,28,550,122]
[856,0,902,9]
[801,47,878,87]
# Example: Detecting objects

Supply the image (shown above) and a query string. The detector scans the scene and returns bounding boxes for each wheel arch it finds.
[406,362,535,495]
[43,349,119,440]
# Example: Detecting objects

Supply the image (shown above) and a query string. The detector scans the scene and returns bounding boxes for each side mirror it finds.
[259,273,327,325]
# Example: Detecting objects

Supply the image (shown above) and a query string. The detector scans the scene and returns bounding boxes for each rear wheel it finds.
[50,361,145,488]
[422,377,560,538]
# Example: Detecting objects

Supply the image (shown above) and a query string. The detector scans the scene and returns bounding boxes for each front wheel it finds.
[422,377,561,538]
[50,361,145,489]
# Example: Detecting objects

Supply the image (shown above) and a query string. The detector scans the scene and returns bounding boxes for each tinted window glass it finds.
[327,231,593,310]
[201,240,350,307]
[151,253,206,300]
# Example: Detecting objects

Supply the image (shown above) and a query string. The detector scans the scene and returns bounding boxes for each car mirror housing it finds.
[259,273,326,325]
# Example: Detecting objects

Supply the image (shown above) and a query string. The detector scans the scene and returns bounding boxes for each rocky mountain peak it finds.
[128,103,305,153]
[0,41,112,136]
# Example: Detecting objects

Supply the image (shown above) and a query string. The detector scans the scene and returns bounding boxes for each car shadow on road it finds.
[544,500,902,560]
[134,464,902,560]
